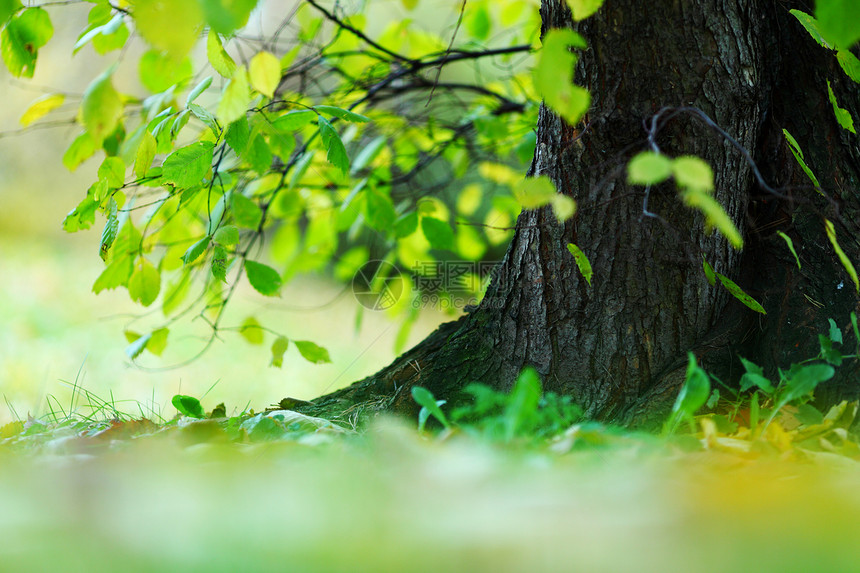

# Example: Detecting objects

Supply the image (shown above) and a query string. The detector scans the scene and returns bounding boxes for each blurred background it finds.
[0,1,476,424]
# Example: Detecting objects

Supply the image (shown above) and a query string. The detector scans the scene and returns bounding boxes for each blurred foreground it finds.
[1,417,858,572]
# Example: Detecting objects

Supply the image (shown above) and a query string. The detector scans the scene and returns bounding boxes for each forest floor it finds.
[2,385,860,573]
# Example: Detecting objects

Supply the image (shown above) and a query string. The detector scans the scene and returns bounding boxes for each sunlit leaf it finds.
[132,0,202,58]
[249,50,280,98]
[825,218,860,292]
[162,141,215,189]
[776,231,801,269]
[1,7,52,77]
[827,80,856,133]
[566,0,604,21]
[421,216,455,251]
[270,336,289,368]
[317,115,349,174]
[206,29,237,77]
[816,0,860,50]
[182,236,210,265]
[128,257,161,307]
[213,225,239,245]
[19,93,63,126]
[512,175,557,209]
[566,243,593,286]
[672,156,714,192]
[172,394,206,418]
[294,340,332,364]
[681,188,743,249]
[217,67,251,125]
[715,272,766,314]
[240,316,264,345]
[627,151,672,186]
[245,260,282,296]
[81,67,122,143]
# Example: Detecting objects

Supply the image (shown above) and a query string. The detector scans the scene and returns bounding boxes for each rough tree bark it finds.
[297,0,860,428]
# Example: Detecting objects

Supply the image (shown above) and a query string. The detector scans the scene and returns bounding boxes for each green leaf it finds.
[147,327,169,356]
[829,318,843,345]
[504,366,542,440]
[825,218,859,292]
[128,257,161,307]
[0,0,21,24]
[188,103,219,136]
[780,364,835,405]
[161,141,215,189]
[816,0,860,50]
[206,29,237,77]
[81,67,123,144]
[240,316,264,344]
[125,331,151,360]
[512,175,557,209]
[836,50,860,83]
[790,9,832,48]
[627,151,673,186]
[19,93,63,126]
[217,67,251,125]
[133,0,202,58]
[318,116,349,174]
[249,50,280,98]
[134,130,157,178]
[672,156,714,192]
[186,75,213,107]
[293,340,332,364]
[213,225,239,245]
[364,188,396,230]
[566,243,593,286]
[352,135,386,173]
[421,216,455,251]
[702,257,716,286]
[776,231,801,269]
[412,386,450,430]
[532,29,590,125]
[139,49,193,93]
[664,353,710,434]
[63,190,99,232]
[63,132,98,172]
[211,244,228,282]
[715,272,766,314]
[466,3,490,40]
[782,129,821,191]
[313,105,370,123]
[200,0,258,34]
[244,260,282,296]
[182,236,210,265]
[93,255,133,293]
[827,80,856,133]
[231,192,263,229]
[738,356,774,393]
[819,334,843,366]
[99,198,119,261]
[272,109,317,131]
[681,188,743,249]
[270,336,289,368]
[1,7,52,78]
[550,194,576,222]
[566,0,604,21]
[172,394,206,419]
[97,157,125,189]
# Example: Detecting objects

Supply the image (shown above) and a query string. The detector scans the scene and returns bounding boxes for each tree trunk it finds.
[299,0,860,429]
